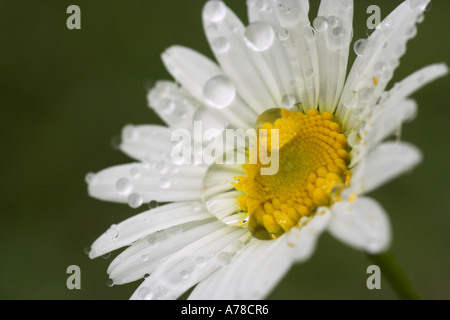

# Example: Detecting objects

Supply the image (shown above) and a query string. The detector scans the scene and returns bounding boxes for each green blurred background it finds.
[0,0,449,300]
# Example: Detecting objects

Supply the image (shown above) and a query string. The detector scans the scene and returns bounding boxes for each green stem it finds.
[367,250,421,300]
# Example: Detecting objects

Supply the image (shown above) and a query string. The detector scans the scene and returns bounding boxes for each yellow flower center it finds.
[233,109,351,240]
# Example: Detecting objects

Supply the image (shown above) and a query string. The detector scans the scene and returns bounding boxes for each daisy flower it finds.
[86,0,447,300]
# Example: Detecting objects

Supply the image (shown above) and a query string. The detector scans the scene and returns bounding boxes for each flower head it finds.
[87,0,447,300]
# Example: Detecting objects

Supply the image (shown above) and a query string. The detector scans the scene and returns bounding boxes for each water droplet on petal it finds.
[156,160,169,174]
[148,200,158,209]
[313,16,328,31]
[156,98,175,115]
[115,178,132,195]
[244,22,275,52]
[281,94,295,109]
[106,278,114,287]
[341,90,359,108]
[212,37,230,54]
[217,251,232,266]
[159,177,171,189]
[141,254,149,262]
[106,225,119,241]
[276,27,289,41]
[83,246,92,255]
[122,125,138,142]
[304,26,316,41]
[327,16,339,28]
[128,193,143,208]
[179,270,190,280]
[147,236,158,247]
[129,167,141,179]
[165,225,182,237]
[203,0,227,22]
[203,75,236,109]
[354,39,368,57]
[84,172,95,184]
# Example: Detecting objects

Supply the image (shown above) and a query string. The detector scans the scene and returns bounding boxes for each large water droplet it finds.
[254,108,283,129]
[203,0,227,22]
[84,172,95,184]
[327,16,339,28]
[341,90,359,108]
[203,75,236,109]
[244,22,275,52]
[128,193,143,208]
[106,278,114,287]
[115,178,132,195]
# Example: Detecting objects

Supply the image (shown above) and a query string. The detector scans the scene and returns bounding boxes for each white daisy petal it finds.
[315,0,354,112]
[348,142,422,195]
[189,210,331,300]
[380,63,448,106]
[328,197,391,254]
[88,162,207,204]
[108,219,222,285]
[89,202,212,259]
[338,0,430,129]
[130,226,250,300]
[119,125,173,163]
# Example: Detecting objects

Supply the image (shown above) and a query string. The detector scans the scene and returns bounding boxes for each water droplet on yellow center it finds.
[233,109,351,240]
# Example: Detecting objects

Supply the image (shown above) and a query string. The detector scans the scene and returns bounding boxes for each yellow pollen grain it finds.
[233,109,351,240]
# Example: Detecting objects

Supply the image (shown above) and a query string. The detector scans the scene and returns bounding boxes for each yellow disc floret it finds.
[233,109,351,240]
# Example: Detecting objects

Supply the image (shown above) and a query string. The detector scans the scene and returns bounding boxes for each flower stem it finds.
[366,250,420,300]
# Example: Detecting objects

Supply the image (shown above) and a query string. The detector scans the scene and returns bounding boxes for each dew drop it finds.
[147,236,158,247]
[129,167,141,179]
[148,200,158,209]
[106,225,119,241]
[217,251,232,266]
[276,27,289,41]
[110,135,121,150]
[313,16,328,31]
[357,87,373,102]
[122,125,138,142]
[341,0,353,11]
[192,259,205,272]
[159,177,171,189]
[244,22,275,52]
[128,193,143,208]
[203,0,227,22]
[354,39,368,57]
[141,254,149,262]
[179,270,190,280]
[341,90,358,108]
[84,172,95,184]
[212,37,230,54]
[157,98,175,115]
[115,178,132,195]
[281,94,296,109]
[165,225,182,237]
[305,67,314,78]
[106,278,114,287]
[83,246,92,255]
[327,16,339,28]
[332,26,344,38]
[203,75,236,109]
[155,161,168,174]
